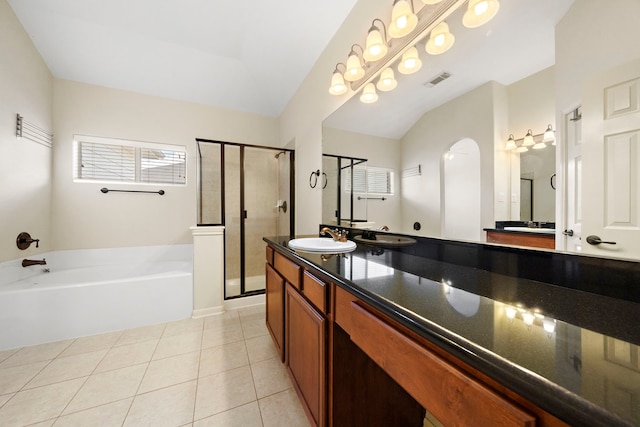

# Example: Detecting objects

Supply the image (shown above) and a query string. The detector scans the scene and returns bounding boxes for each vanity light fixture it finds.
[329,63,348,95]
[364,19,390,62]
[463,0,500,28]
[542,124,556,144]
[505,134,517,150]
[397,46,423,74]
[360,83,379,103]
[344,44,366,82]
[522,129,535,147]
[376,67,398,91]
[425,21,455,55]
[389,0,418,39]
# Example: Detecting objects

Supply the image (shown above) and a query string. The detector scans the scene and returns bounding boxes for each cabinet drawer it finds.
[349,302,536,427]
[302,271,327,315]
[274,252,301,289]
[266,246,274,266]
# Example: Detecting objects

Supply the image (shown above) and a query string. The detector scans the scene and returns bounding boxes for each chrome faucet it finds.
[320,227,349,242]
[22,258,46,267]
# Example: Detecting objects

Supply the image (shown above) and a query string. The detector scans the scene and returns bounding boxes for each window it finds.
[74,136,186,185]
[345,166,394,195]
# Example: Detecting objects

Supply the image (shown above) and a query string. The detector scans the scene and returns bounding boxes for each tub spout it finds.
[22,258,46,267]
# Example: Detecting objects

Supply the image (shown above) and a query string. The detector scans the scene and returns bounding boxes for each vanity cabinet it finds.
[267,249,328,427]
[266,244,569,427]
[486,230,555,249]
[286,282,326,427]
[265,263,285,361]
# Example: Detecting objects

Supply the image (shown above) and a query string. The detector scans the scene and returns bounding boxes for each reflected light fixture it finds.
[522,129,535,147]
[522,311,535,326]
[425,21,455,55]
[397,46,422,74]
[329,63,348,95]
[532,140,546,150]
[515,145,528,153]
[360,83,379,103]
[542,124,556,144]
[463,0,500,28]
[505,134,516,150]
[364,19,390,62]
[376,68,398,91]
[344,44,366,82]
[389,0,418,39]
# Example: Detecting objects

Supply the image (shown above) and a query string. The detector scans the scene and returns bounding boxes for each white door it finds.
[581,59,640,258]
[562,106,583,252]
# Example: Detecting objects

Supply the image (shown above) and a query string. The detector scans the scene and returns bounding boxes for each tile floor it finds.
[0,305,310,427]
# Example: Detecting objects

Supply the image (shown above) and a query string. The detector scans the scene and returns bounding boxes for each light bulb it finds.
[344,52,365,82]
[389,0,418,38]
[376,68,397,91]
[360,83,378,104]
[425,22,455,55]
[398,47,422,74]
[463,0,500,28]
[329,71,347,96]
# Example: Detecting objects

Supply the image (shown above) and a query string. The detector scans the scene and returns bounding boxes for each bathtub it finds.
[0,245,193,351]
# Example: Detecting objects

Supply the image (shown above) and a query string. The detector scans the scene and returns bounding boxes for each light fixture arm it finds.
[333,62,347,74]
[348,44,365,59]
[370,18,390,46]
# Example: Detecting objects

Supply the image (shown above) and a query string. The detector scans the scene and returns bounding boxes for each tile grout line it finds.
[119,323,167,427]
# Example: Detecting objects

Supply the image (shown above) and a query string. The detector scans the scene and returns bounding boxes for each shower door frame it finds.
[196,138,295,299]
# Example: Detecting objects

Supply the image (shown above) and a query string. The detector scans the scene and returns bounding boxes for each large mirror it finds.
[322,0,640,259]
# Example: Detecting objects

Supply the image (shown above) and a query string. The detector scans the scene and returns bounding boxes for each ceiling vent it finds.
[424,72,451,88]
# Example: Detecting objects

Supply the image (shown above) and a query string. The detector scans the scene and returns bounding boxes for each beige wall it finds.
[0,0,53,263]
[52,79,279,250]
[400,82,503,237]
[280,0,390,235]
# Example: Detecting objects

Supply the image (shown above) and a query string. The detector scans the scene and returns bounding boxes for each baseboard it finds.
[191,305,225,318]
[224,294,266,311]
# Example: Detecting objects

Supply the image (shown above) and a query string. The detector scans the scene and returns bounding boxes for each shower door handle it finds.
[244,210,248,219]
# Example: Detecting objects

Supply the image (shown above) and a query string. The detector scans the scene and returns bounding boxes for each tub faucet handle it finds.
[17,232,40,250]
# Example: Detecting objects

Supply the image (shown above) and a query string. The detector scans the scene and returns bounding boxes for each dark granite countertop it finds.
[264,234,640,427]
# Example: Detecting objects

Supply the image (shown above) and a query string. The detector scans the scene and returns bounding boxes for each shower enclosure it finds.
[322,154,368,226]
[197,139,294,299]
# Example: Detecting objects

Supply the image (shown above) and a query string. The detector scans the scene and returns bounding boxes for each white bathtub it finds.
[0,245,193,351]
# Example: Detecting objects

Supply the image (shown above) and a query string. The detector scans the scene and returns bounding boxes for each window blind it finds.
[76,140,186,185]
[345,166,394,195]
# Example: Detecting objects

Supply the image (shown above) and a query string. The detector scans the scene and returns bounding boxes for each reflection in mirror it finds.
[322,154,369,227]
[322,0,640,259]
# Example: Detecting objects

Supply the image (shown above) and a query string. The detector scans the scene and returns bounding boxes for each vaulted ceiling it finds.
[8,0,358,117]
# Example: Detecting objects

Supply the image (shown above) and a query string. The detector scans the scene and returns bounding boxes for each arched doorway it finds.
[442,138,481,241]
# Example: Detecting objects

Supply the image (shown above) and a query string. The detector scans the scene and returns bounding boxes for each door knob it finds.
[563,229,574,237]
[586,235,616,245]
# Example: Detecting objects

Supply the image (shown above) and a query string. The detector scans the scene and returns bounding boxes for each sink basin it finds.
[288,238,356,253]
[354,235,417,247]
[503,227,555,235]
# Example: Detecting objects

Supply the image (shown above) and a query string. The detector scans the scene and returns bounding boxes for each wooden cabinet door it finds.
[286,283,326,427]
[265,263,285,362]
